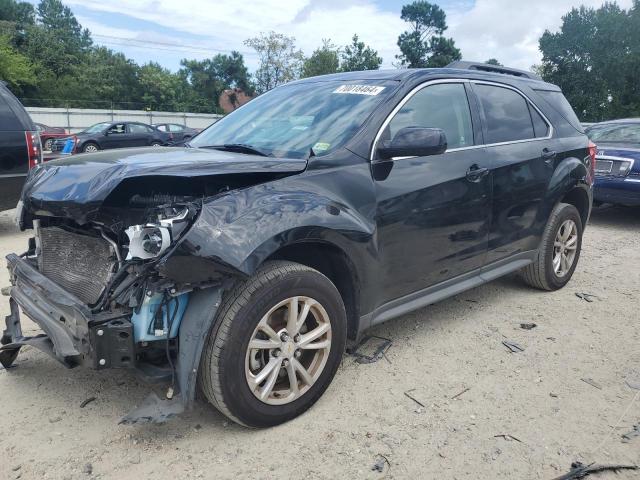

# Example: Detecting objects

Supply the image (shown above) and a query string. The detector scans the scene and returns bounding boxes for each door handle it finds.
[466,164,489,182]
[542,148,557,164]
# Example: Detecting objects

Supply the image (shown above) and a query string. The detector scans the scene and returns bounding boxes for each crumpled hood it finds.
[21,147,307,221]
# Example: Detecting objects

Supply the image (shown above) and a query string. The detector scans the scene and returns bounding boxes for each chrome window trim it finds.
[371,78,554,162]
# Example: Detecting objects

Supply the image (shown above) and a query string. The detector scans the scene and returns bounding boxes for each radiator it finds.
[37,227,117,305]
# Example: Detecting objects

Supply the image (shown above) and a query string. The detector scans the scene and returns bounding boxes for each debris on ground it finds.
[551,461,638,480]
[82,463,93,475]
[493,434,523,443]
[626,379,640,390]
[550,392,559,398]
[575,292,600,303]
[403,389,425,408]
[350,336,393,364]
[451,387,471,400]
[622,424,640,443]
[79,396,96,408]
[580,378,602,390]
[371,455,390,473]
[520,323,537,330]
[502,340,525,353]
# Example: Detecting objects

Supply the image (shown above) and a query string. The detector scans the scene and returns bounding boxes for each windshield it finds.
[82,122,111,134]
[586,123,640,145]
[190,80,396,158]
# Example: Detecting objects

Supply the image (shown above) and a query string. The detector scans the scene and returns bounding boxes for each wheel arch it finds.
[560,186,590,227]
[543,156,592,228]
[265,240,361,341]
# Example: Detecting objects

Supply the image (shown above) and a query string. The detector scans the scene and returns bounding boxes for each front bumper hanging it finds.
[1,253,134,369]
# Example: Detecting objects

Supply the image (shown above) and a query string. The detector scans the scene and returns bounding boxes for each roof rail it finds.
[446,61,543,81]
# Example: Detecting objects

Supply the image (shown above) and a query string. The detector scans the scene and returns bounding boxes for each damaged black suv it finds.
[1,62,593,428]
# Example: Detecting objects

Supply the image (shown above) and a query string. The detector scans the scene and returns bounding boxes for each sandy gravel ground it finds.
[0,206,639,480]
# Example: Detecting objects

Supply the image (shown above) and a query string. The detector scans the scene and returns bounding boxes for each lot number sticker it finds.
[333,85,385,96]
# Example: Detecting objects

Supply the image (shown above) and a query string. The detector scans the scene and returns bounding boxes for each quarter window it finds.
[530,105,550,138]
[475,84,536,144]
[384,83,474,151]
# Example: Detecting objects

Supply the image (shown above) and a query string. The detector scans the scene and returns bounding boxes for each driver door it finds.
[373,81,493,304]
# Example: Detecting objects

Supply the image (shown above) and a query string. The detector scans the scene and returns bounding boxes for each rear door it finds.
[472,81,555,263]
[373,81,492,303]
[128,123,155,146]
[102,123,133,149]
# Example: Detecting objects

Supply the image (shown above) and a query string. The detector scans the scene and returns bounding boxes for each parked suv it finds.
[0,82,42,211]
[51,121,169,153]
[2,63,593,427]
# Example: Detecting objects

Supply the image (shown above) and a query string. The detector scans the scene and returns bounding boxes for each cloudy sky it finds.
[47,0,633,72]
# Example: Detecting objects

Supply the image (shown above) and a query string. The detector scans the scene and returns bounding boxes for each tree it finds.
[0,34,35,93]
[302,39,339,77]
[244,32,304,93]
[340,34,382,71]
[396,0,461,68]
[485,58,502,66]
[0,0,35,26]
[539,2,640,121]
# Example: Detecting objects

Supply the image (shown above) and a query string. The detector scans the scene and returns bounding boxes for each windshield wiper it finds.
[202,143,272,157]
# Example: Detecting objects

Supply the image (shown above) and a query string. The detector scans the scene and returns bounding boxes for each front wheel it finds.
[151,141,162,147]
[198,261,347,427]
[521,202,583,290]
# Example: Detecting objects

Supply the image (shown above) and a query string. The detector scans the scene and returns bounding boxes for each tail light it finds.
[587,140,597,184]
[25,131,43,169]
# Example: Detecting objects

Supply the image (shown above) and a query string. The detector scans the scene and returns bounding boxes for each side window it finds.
[475,84,535,144]
[107,123,126,134]
[529,105,549,138]
[156,125,167,132]
[169,124,184,132]
[129,124,151,134]
[384,83,474,150]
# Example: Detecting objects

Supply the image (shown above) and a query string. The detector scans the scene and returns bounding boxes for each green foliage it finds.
[244,32,304,93]
[539,1,640,121]
[302,39,339,78]
[0,34,35,93]
[0,0,254,112]
[396,0,461,68]
[340,34,382,72]
[485,58,502,66]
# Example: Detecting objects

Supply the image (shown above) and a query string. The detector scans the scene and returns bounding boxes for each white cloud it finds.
[448,0,634,70]
[67,0,635,72]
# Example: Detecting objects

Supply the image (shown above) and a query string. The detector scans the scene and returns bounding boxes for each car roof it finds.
[289,67,560,91]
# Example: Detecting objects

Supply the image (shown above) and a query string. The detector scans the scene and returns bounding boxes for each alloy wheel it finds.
[244,296,332,405]
[553,219,578,277]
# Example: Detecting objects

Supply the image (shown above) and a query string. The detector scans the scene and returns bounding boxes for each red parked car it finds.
[35,123,67,151]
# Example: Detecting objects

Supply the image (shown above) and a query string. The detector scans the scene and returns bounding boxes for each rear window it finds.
[536,90,583,133]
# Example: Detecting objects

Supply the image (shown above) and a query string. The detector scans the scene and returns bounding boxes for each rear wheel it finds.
[151,141,162,147]
[521,202,583,290]
[82,142,99,153]
[199,261,347,427]
[44,138,54,151]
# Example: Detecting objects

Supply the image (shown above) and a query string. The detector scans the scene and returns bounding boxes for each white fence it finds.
[26,107,223,133]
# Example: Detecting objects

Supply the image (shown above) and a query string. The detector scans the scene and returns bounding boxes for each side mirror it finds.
[377,127,447,160]
[104,130,111,136]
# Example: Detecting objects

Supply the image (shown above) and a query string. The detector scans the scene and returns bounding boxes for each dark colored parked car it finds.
[2,63,593,428]
[0,83,42,211]
[153,123,200,143]
[585,119,640,206]
[51,121,170,153]
[35,123,67,151]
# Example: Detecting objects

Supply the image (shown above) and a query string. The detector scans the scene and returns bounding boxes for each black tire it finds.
[199,261,347,428]
[151,141,162,147]
[521,202,583,291]
[44,138,53,151]
[81,142,99,153]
